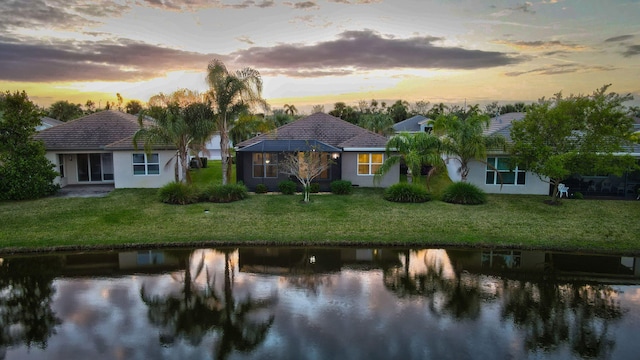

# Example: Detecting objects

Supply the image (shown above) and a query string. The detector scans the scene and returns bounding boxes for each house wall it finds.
[112,150,178,188]
[466,159,549,195]
[199,133,224,160]
[341,152,399,188]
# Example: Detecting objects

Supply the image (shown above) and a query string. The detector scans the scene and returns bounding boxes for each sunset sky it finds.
[1,0,639,113]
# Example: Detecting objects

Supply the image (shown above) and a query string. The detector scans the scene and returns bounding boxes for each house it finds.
[463,112,550,195]
[235,112,399,191]
[36,116,64,131]
[392,115,432,133]
[462,113,640,197]
[33,110,178,189]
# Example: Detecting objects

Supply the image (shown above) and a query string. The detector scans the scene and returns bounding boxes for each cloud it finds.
[622,45,640,57]
[491,2,535,17]
[236,36,255,45]
[0,0,108,32]
[494,40,586,51]
[231,29,525,77]
[505,63,615,77]
[604,35,635,43]
[284,1,318,9]
[0,38,219,82]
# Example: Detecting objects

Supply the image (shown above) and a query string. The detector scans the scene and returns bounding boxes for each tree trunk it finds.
[220,116,229,185]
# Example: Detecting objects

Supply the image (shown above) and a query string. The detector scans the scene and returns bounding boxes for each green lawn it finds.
[2,172,639,254]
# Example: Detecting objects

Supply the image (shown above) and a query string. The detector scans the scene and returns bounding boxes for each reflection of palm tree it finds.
[141,249,276,359]
[213,249,276,359]
[0,256,62,351]
[501,279,622,358]
[141,250,222,345]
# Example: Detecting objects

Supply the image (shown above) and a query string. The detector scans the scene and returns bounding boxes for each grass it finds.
[1,162,639,255]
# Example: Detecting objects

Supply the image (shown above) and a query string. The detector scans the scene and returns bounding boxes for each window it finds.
[58,154,65,178]
[253,153,278,178]
[133,153,160,175]
[299,152,330,179]
[486,157,525,185]
[357,153,383,175]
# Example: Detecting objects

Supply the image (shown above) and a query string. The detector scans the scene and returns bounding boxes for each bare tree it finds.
[279,148,334,202]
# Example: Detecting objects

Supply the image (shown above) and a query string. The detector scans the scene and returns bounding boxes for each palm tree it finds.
[206,59,267,185]
[431,109,506,182]
[375,132,442,188]
[283,104,298,116]
[358,113,394,136]
[134,101,214,184]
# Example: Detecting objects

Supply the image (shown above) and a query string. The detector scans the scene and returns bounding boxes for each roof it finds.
[36,116,64,131]
[34,110,142,151]
[483,112,526,142]
[236,112,388,150]
[393,115,430,132]
[236,140,341,153]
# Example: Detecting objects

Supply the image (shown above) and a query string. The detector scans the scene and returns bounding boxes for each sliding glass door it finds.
[77,153,114,182]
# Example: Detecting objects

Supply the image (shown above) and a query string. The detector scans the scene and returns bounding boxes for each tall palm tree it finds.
[134,101,214,184]
[375,132,442,188]
[431,109,506,182]
[283,104,298,116]
[206,59,267,185]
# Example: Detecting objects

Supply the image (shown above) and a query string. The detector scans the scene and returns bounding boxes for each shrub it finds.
[573,191,584,200]
[255,183,268,194]
[330,180,352,195]
[158,182,199,205]
[441,182,486,205]
[384,182,431,203]
[309,183,321,193]
[202,183,248,203]
[278,180,297,195]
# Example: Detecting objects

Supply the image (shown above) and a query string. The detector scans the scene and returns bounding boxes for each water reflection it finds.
[0,247,638,359]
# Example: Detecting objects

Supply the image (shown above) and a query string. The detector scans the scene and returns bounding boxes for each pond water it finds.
[1,247,639,360]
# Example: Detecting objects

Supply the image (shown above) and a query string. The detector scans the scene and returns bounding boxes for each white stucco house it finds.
[34,110,179,188]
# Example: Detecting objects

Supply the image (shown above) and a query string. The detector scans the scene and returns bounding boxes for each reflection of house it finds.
[34,110,179,188]
[238,248,402,275]
[235,112,399,191]
[446,249,640,284]
[56,250,186,277]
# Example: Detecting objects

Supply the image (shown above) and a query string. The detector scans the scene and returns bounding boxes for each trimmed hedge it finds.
[255,183,268,194]
[159,182,248,204]
[201,183,248,203]
[441,182,486,205]
[309,183,321,193]
[383,183,431,203]
[158,182,199,205]
[278,180,297,195]
[330,180,352,195]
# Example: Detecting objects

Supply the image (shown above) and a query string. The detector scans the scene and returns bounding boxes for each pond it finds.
[1,247,639,360]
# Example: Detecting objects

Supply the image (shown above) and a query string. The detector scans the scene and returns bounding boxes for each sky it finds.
[1,0,639,113]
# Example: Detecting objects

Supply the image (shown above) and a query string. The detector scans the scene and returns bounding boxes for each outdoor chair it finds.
[601,180,612,192]
[558,183,569,198]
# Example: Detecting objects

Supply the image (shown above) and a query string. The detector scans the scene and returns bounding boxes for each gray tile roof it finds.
[34,110,142,151]
[236,140,341,153]
[236,112,388,149]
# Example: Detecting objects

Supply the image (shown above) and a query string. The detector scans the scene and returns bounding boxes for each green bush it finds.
[255,183,268,194]
[441,182,486,205]
[202,183,248,203]
[573,191,584,200]
[330,180,352,195]
[309,183,321,193]
[383,182,431,203]
[158,182,199,205]
[278,180,297,195]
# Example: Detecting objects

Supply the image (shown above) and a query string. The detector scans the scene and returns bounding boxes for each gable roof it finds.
[236,112,388,149]
[36,116,64,131]
[34,110,144,151]
[483,112,526,142]
[393,115,431,132]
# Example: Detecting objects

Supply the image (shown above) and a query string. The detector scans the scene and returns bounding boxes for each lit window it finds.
[253,153,278,178]
[133,153,160,175]
[357,153,383,175]
[486,157,525,185]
